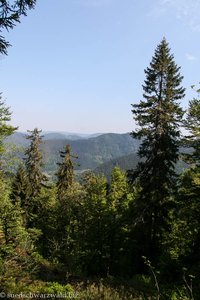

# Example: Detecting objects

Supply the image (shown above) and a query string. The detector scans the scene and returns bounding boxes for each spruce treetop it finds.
[132,38,185,142]
[56,144,78,200]
[132,38,185,183]
[24,128,47,196]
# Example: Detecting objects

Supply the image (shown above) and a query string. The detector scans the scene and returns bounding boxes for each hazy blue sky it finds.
[1,0,200,133]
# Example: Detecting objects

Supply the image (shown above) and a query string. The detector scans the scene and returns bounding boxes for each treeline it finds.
[0,39,200,298]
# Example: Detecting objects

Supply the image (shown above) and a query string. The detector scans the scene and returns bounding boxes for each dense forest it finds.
[1,2,200,299]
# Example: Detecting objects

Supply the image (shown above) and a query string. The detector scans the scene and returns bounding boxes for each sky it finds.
[1,0,200,133]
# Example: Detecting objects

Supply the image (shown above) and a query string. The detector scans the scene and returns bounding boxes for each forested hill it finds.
[6,132,140,172]
[94,151,189,179]
[43,133,140,171]
[94,152,139,178]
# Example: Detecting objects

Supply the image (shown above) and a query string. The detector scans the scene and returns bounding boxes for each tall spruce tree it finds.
[24,128,47,197]
[11,164,32,225]
[56,144,78,200]
[131,38,185,261]
[54,145,81,268]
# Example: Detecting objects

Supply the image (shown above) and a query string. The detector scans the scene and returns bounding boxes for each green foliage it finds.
[76,281,139,300]
[183,87,200,167]
[0,142,24,175]
[37,281,74,294]
[52,182,85,270]
[24,128,48,197]
[56,144,78,200]
[130,38,185,264]
[168,86,200,284]
[106,167,133,275]
[32,186,57,256]
[170,168,200,267]
[2,36,200,297]
[0,0,36,55]
[35,132,139,174]
[11,164,31,215]
[81,172,109,275]
[0,95,17,155]
[109,166,130,209]
[95,152,140,179]
[0,176,37,292]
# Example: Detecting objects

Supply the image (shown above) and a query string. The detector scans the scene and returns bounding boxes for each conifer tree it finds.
[183,87,200,167]
[81,172,109,275]
[24,128,47,197]
[131,38,185,261]
[11,164,32,225]
[56,144,78,200]
[0,176,35,289]
[172,169,200,265]
[54,145,79,266]
[107,167,131,275]
[0,95,17,155]
[0,0,36,55]
[175,86,200,271]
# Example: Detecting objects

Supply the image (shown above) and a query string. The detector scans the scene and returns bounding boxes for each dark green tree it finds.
[170,87,200,275]
[11,164,31,225]
[53,183,85,271]
[0,176,36,290]
[0,94,17,155]
[56,144,78,201]
[53,145,81,268]
[0,0,36,55]
[183,87,200,167]
[107,167,132,275]
[80,172,109,276]
[24,128,47,197]
[170,169,200,264]
[131,38,185,262]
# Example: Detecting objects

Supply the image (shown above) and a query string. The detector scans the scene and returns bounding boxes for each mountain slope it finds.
[94,152,140,178]
[94,150,190,179]
[5,132,140,173]
[42,133,140,171]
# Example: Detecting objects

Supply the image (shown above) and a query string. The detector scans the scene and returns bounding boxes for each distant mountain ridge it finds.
[5,132,189,178]
[5,131,140,174]
[5,131,105,144]
[42,133,140,172]
[43,132,104,140]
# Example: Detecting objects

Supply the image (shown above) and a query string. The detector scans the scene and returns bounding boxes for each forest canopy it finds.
[0,38,200,299]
